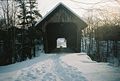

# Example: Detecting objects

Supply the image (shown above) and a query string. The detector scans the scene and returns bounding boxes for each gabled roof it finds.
[35,3,87,30]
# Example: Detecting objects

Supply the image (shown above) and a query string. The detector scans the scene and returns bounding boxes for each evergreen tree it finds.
[26,0,42,27]
[15,0,42,61]
[16,0,42,28]
[16,0,27,29]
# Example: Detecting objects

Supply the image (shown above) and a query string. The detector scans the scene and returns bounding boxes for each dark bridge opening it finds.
[45,22,77,53]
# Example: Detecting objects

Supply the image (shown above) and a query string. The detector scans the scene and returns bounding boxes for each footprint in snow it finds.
[42,73,57,81]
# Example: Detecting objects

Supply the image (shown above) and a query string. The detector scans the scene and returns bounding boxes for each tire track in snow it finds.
[52,55,88,81]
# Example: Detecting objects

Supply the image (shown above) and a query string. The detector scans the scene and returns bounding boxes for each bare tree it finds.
[0,0,18,28]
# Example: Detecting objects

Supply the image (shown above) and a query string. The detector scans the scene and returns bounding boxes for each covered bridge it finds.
[36,3,87,53]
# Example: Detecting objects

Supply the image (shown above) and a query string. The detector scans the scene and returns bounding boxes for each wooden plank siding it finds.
[35,3,87,53]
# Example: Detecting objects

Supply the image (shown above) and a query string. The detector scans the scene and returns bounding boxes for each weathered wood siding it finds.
[36,3,87,53]
[42,7,85,32]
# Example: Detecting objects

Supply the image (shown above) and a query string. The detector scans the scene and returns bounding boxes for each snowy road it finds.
[0,53,120,81]
[52,55,88,81]
[14,54,88,81]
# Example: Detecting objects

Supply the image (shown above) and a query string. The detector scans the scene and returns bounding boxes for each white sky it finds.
[37,0,120,18]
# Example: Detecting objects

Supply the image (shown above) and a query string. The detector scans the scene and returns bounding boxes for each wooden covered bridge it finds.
[36,3,87,53]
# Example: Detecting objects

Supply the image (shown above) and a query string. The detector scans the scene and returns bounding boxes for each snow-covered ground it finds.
[0,52,120,81]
